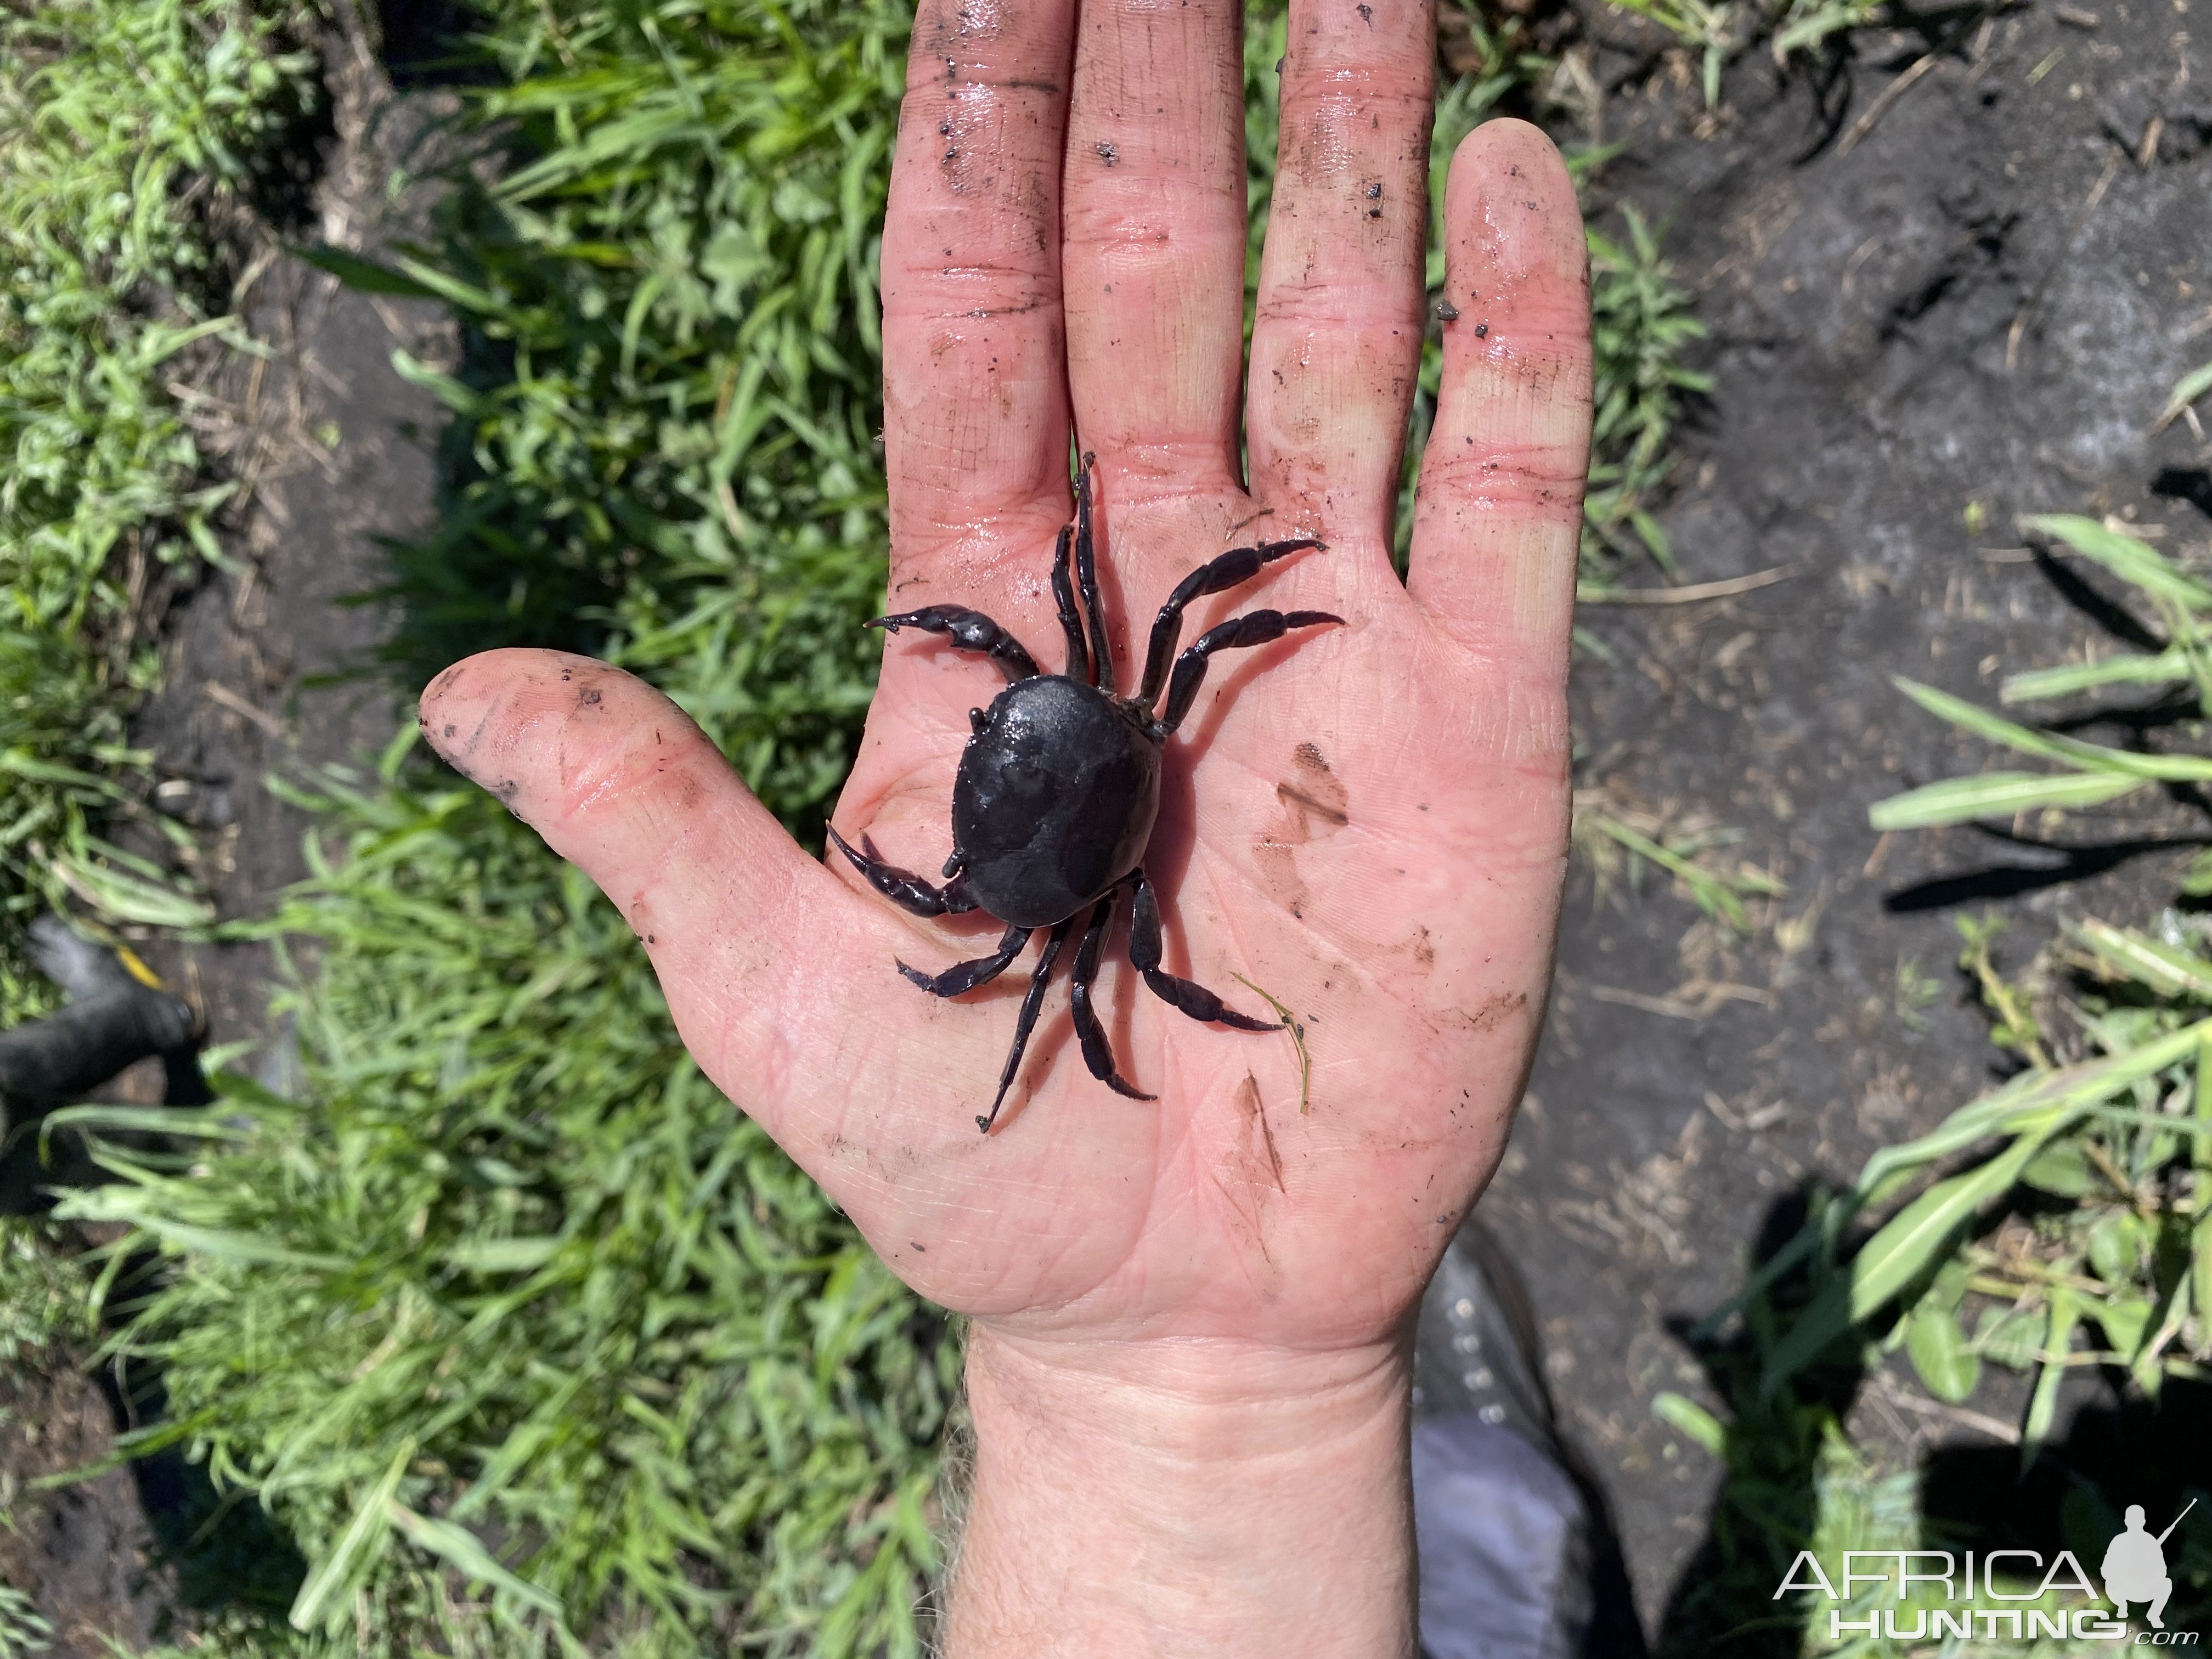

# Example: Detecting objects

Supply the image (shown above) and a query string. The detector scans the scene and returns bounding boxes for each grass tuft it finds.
[0,0,318,989]
[62,749,956,1656]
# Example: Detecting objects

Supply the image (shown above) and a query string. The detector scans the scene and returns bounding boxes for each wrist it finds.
[946,1327,1417,1659]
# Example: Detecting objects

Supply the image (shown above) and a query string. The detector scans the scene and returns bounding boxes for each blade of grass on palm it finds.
[1867,769,2141,831]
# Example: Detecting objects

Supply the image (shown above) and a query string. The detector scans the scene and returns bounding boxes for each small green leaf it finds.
[2089,1210,2143,1287]
[2094,1294,2153,1359]
[2020,1138,2097,1197]
[1651,1390,1728,1455]
[1973,1306,2044,1370]
[1907,1304,1982,1402]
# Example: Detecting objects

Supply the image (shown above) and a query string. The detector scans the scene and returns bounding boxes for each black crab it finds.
[828,456,1342,1133]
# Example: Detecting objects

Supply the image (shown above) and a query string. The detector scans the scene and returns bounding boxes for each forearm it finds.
[944,1327,1417,1659]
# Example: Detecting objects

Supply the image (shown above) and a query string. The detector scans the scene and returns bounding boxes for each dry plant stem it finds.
[1574,562,1796,603]
[948,1329,1415,1659]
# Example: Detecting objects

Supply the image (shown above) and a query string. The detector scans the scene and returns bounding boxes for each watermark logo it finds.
[2107,1500,2195,1632]
[1772,1500,2200,1645]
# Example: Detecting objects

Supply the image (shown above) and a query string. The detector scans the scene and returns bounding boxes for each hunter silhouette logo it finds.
[1773,1498,2203,1643]
[2106,1500,2196,1630]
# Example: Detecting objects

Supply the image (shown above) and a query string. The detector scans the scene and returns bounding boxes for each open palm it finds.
[420,0,1590,1368]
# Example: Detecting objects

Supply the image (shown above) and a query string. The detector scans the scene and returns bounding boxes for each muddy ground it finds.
[8,0,2211,1649]
[1480,0,2212,1635]
[0,26,450,1652]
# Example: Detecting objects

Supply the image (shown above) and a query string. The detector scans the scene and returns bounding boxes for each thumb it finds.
[417,648,884,1152]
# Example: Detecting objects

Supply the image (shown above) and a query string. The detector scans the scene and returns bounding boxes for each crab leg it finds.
[897,922,1034,997]
[866,606,1039,681]
[1127,869,1278,1031]
[979,916,1076,1134]
[1069,890,1153,1101]
[1151,609,1344,739]
[827,827,980,916]
[1136,538,1324,708]
[1049,524,1090,684]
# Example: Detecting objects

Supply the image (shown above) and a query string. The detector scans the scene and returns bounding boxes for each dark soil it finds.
[1477,0,2212,1637]
[0,1358,166,1653]
[121,38,451,1058]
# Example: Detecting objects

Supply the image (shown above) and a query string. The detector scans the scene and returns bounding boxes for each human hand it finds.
[420,0,1589,1647]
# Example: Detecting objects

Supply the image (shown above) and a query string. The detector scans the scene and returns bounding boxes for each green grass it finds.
[1609,0,1888,108]
[344,0,904,834]
[0,1585,54,1659]
[1572,790,1786,937]
[0,0,314,1627]
[0,0,318,994]
[1648,511,2212,1655]
[1836,520,2212,1423]
[0,1220,96,1365]
[62,750,953,1656]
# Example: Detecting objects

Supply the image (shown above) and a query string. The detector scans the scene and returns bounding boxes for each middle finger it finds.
[1062,0,1250,530]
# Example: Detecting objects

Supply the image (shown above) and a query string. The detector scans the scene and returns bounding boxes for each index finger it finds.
[881,0,1080,592]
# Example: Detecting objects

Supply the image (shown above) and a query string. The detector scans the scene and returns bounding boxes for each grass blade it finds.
[385,1500,566,1621]
[2157,359,2212,430]
[1894,678,2212,783]
[1849,1130,2057,1322]
[2001,648,2190,702]
[2022,514,2212,613]
[2073,918,2212,999]
[1867,769,2141,830]
[289,1440,413,1632]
